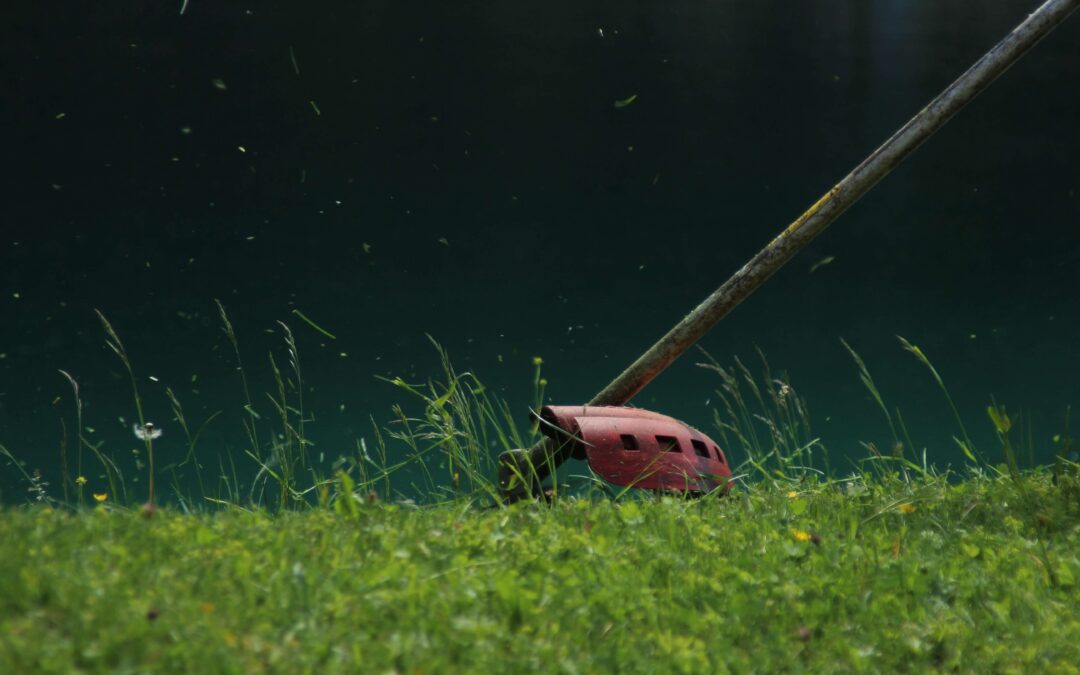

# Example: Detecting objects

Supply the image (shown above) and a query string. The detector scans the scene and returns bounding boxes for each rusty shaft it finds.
[592,0,1080,406]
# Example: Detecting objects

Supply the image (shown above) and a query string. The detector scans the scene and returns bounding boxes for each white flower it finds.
[133,422,163,441]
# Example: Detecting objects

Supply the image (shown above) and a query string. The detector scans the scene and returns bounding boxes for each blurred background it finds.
[2,0,1078,501]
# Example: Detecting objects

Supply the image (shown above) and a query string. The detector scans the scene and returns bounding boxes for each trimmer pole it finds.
[499,0,1080,501]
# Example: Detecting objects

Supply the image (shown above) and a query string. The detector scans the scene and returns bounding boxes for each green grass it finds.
[2,473,1080,673]
[3,310,1080,672]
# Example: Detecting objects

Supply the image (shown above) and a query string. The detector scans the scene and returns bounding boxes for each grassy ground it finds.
[2,472,1080,673]
[3,314,1079,672]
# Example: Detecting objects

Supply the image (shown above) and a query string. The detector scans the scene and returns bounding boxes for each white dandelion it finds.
[134,422,163,441]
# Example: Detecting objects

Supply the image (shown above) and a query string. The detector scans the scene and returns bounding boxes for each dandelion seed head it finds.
[133,422,163,441]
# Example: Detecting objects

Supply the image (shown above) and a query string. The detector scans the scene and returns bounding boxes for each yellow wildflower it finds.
[899,503,917,514]
[786,491,798,499]
[75,476,87,486]
[93,493,108,502]
[792,529,813,542]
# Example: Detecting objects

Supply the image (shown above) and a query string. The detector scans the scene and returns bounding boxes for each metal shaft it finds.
[500,0,1080,498]
[593,0,1079,406]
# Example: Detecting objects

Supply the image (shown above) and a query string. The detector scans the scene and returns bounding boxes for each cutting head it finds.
[534,405,732,493]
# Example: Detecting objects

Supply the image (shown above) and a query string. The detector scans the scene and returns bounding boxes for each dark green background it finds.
[2,1,1078,501]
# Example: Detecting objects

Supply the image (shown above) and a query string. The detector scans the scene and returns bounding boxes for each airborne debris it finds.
[289,46,300,75]
[291,309,337,340]
[809,255,835,273]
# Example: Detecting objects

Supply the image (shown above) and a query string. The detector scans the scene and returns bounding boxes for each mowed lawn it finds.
[2,473,1079,673]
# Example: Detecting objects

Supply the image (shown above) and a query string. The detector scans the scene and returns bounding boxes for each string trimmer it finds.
[498,0,1080,501]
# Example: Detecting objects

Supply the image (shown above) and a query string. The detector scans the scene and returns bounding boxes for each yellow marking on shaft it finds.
[770,186,841,246]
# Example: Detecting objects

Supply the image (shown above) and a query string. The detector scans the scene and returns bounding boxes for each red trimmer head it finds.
[531,405,732,494]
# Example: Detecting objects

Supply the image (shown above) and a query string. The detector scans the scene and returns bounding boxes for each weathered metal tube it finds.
[499,0,1080,501]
